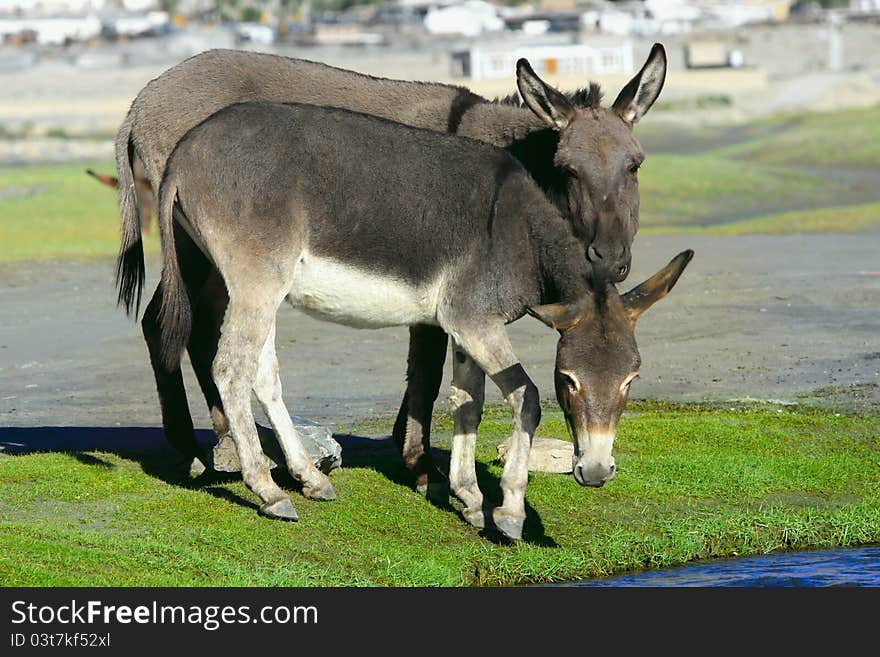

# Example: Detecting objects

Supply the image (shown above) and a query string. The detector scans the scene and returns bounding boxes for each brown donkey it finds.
[114,47,667,494]
[146,101,693,540]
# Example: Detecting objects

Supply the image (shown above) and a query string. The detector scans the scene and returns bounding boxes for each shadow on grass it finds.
[0,426,556,547]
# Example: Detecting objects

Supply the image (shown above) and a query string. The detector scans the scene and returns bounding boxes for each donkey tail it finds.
[86,169,119,188]
[156,173,191,372]
[114,117,145,318]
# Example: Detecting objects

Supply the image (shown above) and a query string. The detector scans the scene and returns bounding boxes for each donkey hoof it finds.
[259,498,299,521]
[492,510,524,541]
[303,481,336,502]
[188,457,207,479]
[463,507,486,529]
[416,481,450,504]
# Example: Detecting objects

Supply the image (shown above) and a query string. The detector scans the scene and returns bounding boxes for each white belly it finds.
[287,251,442,329]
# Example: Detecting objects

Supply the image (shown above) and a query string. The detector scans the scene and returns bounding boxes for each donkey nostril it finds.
[618,264,628,277]
[609,464,616,473]
[587,245,603,262]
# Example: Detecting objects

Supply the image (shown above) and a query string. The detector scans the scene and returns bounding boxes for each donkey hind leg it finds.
[186,268,232,454]
[447,323,540,541]
[253,323,336,502]
[142,285,206,476]
[142,218,214,477]
[212,298,297,521]
[448,341,487,529]
[183,268,274,470]
[391,324,449,501]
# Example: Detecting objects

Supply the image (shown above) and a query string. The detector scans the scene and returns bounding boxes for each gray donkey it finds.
[115,46,667,494]
[152,101,692,540]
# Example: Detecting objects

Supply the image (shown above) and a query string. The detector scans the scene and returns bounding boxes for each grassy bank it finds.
[1,402,877,586]
[0,162,143,262]
[1,105,880,263]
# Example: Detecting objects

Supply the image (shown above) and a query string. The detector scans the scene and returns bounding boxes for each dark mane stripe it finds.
[494,82,604,110]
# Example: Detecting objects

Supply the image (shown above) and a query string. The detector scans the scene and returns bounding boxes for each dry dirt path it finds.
[1,232,878,434]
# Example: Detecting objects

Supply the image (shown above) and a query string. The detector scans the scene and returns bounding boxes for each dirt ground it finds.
[1,231,878,434]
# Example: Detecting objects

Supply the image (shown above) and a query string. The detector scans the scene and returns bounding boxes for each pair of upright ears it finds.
[529,250,694,331]
[516,43,668,130]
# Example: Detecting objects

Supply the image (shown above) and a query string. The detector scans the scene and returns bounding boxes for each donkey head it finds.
[528,249,693,488]
[516,44,667,283]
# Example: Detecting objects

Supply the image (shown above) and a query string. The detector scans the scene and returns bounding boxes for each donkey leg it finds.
[447,323,539,541]
[142,221,214,477]
[186,268,232,452]
[253,323,336,502]
[142,282,208,476]
[212,298,296,520]
[448,341,486,529]
[391,324,449,499]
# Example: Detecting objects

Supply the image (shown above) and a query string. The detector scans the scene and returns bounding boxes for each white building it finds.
[0,1,108,16]
[0,15,102,44]
[424,1,505,38]
[452,41,635,81]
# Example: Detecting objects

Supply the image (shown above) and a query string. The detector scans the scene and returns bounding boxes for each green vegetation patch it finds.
[0,162,158,262]
[728,105,880,169]
[1,403,877,586]
[642,201,880,236]
[637,153,850,228]
[3,104,880,264]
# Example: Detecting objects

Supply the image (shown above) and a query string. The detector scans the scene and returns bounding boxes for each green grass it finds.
[0,162,158,262]
[2,105,880,264]
[1,402,878,586]
[642,201,880,236]
[726,105,880,169]
[637,153,853,228]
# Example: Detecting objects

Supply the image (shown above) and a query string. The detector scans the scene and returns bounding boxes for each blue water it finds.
[573,546,880,587]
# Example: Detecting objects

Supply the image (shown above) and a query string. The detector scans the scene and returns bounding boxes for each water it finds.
[573,546,880,587]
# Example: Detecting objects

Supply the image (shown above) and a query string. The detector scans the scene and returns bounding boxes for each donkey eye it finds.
[560,371,581,392]
[628,163,641,175]
[620,373,640,393]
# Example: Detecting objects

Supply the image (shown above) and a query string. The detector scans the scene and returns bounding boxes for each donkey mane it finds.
[494,82,604,110]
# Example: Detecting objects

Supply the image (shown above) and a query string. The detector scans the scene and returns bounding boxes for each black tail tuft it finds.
[114,125,146,318]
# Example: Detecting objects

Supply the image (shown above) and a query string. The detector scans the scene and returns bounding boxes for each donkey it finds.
[149,101,692,540]
[114,46,667,494]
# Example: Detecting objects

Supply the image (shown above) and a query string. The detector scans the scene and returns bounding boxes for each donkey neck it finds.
[459,101,548,148]
[530,212,591,306]
[489,181,590,317]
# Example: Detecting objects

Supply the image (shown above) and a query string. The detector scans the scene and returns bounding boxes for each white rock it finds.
[497,437,574,474]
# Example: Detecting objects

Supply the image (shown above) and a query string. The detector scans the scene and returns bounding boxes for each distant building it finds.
[451,41,635,80]
[850,0,880,12]
[0,15,102,45]
[424,1,505,37]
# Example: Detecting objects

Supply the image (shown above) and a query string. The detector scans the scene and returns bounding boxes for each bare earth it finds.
[1,232,878,434]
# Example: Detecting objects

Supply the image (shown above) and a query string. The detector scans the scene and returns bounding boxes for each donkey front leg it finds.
[448,342,487,529]
[254,323,336,501]
[212,298,297,521]
[448,324,540,541]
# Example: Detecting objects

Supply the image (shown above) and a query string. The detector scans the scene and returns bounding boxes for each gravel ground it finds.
[1,231,878,434]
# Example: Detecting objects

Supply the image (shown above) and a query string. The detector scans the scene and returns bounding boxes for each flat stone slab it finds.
[211,416,342,475]
[497,437,574,474]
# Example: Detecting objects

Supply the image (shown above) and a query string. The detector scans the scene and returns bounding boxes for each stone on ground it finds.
[497,437,574,474]
[211,417,342,474]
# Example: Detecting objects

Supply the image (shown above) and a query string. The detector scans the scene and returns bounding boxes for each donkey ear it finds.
[612,43,667,125]
[516,58,576,131]
[622,250,693,323]
[527,299,587,332]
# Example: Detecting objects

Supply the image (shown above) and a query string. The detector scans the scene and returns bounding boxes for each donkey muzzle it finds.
[586,245,631,283]
[573,460,616,487]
